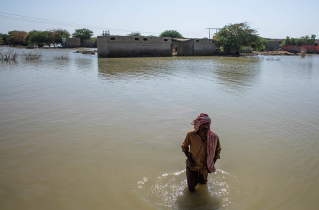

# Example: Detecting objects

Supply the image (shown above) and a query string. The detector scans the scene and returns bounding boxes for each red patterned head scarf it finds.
[192,113,217,173]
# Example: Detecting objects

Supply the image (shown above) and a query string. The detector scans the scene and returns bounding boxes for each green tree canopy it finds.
[25,30,40,45]
[284,36,291,45]
[51,28,70,45]
[1,33,9,45]
[0,36,3,45]
[29,31,53,47]
[72,28,93,42]
[91,37,97,43]
[127,32,141,36]
[7,31,29,46]
[214,22,265,53]
[159,30,184,38]
[282,34,316,46]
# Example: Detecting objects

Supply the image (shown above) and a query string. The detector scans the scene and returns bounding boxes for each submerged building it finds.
[97,35,217,58]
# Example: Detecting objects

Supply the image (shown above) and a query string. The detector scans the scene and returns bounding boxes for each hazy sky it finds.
[1,0,318,39]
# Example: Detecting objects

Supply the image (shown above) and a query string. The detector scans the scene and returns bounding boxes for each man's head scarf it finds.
[192,113,217,173]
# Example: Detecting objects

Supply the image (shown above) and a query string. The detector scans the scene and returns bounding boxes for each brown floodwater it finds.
[1,47,319,209]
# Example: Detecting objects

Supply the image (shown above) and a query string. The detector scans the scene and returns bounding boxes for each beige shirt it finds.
[181,130,221,172]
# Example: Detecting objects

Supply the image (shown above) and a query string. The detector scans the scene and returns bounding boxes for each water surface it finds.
[1,48,319,209]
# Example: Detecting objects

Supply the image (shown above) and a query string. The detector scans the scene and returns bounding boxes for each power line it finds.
[0,12,161,35]
[0,12,111,30]
[0,12,208,37]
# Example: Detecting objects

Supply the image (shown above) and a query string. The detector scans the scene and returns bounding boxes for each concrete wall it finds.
[172,40,194,56]
[97,36,172,58]
[81,40,97,48]
[66,38,80,48]
[193,39,217,56]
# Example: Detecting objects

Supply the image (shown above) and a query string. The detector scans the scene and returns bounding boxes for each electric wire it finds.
[0,12,204,37]
[0,12,161,35]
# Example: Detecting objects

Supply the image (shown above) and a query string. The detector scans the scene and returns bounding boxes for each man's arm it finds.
[214,135,221,164]
[182,132,195,166]
[184,150,195,167]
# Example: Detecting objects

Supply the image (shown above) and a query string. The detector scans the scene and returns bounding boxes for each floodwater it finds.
[1,47,319,210]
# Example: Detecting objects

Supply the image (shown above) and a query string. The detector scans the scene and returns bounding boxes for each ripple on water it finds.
[137,169,237,209]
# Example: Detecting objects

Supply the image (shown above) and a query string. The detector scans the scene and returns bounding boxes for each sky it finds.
[0,0,318,39]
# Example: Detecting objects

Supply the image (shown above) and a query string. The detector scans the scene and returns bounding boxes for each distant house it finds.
[97,36,217,58]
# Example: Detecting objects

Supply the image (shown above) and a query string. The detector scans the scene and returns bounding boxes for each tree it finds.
[284,36,291,45]
[291,38,296,45]
[283,34,316,46]
[91,37,97,43]
[296,38,303,46]
[29,31,53,47]
[159,30,184,38]
[1,33,9,45]
[25,30,40,45]
[72,28,93,43]
[310,34,316,45]
[7,31,28,46]
[51,28,70,46]
[127,32,141,36]
[0,36,3,45]
[214,22,265,54]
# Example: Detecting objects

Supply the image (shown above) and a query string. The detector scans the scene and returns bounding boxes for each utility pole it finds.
[206,28,221,39]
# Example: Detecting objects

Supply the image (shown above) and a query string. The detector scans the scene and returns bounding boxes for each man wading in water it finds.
[181,113,221,192]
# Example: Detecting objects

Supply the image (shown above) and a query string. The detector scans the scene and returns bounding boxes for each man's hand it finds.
[188,158,195,167]
[184,151,195,167]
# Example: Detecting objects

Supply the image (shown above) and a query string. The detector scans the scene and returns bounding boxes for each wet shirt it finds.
[181,130,221,173]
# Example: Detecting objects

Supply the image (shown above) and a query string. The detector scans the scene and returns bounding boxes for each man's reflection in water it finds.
[176,184,221,209]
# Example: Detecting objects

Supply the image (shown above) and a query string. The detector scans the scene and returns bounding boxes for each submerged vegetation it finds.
[300,47,307,57]
[0,48,18,61]
[23,50,42,60]
[54,54,69,60]
[0,48,71,61]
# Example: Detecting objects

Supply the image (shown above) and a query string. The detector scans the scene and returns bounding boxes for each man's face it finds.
[199,122,209,133]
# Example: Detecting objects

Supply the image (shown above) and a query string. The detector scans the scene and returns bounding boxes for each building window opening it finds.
[143,38,147,41]
[164,39,168,41]
[111,37,115,40]
[135,38,139,40]
[196,40,199,42]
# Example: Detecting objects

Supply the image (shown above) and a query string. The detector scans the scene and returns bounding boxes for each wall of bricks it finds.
[193,39,217,56]
[97,36,172,58]
[98,36,218,57]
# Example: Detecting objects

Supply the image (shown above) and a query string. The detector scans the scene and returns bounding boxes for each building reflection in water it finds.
[97,56,262,94]
[212,57,261,94]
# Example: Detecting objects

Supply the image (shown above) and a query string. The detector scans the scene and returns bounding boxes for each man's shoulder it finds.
[186,130,196,137]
